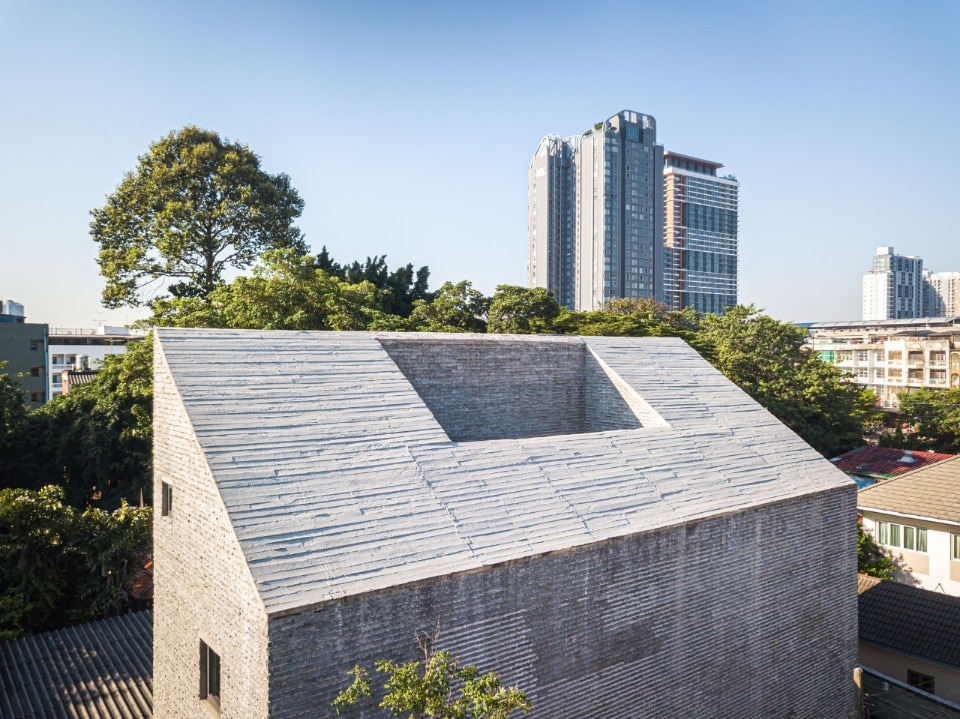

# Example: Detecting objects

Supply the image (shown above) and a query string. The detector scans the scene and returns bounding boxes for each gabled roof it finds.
[156,330,853,616]
[830,446,954,481]
[0,610,152,719]
[858,575,960,668]
[858,455,960,524]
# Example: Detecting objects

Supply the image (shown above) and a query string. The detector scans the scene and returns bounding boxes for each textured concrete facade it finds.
[154,329,858,719]
[379,338,658,441]
[153,349,269,719]
[270,490,856,718]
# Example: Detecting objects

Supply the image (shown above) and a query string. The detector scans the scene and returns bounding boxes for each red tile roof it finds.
[829,446,955,480]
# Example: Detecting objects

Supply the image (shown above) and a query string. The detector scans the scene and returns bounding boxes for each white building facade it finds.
[862,246,924,320]
[48,326,146,399]
[809,317,960,408]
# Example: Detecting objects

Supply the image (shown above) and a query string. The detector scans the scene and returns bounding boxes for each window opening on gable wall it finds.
[200,639,221,711]
[161,482,172,517]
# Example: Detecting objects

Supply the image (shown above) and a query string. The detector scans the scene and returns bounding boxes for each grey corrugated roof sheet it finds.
[0,610,152,719]
[858,455,960,524]
[156,330,854,616]
[858,574,960,667]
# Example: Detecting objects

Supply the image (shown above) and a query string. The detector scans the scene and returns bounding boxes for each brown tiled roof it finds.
[0,610,152,719]
[858,575,960,668]
[857,455,960,524]
[830,446,955,480]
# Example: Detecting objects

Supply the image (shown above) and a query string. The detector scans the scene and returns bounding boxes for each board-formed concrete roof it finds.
[155,329,853,615]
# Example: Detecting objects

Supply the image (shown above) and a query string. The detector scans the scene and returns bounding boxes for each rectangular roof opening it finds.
[379,337,651,442]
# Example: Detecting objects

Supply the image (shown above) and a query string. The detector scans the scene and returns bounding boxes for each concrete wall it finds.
[267,487,858,719]
[153,346,270,719]
[379,338,651,442]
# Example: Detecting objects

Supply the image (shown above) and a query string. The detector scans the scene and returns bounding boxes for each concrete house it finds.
[153,329,858,718]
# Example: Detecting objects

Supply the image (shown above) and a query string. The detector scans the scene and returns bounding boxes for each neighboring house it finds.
[154,329,858,718]
[0,610,153,718]
[858,574,960,705]
[830,445,955,489]
[48,326,145,400]
[859,455,960,596]
[0,302,48,409]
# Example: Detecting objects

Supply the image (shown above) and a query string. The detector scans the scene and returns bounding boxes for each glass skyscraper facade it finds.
[527,135,578,310]
[662,152,739,314]
[527,111,737,314]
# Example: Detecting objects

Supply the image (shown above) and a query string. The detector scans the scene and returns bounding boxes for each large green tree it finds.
[697,305,880,457]
[150,250,387,331]
[410,281,489,333]
[92,126,306,307]
[487,285,559,334]
[897,388,960,452]
[0,485,151,639]
[317,247,432,317]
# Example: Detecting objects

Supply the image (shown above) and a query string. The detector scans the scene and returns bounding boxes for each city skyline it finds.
[1,1,958,327]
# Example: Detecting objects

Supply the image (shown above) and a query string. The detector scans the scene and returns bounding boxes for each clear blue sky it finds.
[1,0,958,327]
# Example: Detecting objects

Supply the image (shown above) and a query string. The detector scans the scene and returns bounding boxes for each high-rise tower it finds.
[862,246,924,320]
[527,135,578,310]
[662,152,739,314]
[527,111,664,311]
[575,110,664,310]
[923,271,960,317]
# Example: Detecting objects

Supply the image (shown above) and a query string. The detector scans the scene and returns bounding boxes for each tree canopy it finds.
[0,485,151,640]
[92,126,306,307]
[697,305,881,457]
[0,336,153,509]
[896,388,960,452]
[487,285,559,334]
[334,630,530,719]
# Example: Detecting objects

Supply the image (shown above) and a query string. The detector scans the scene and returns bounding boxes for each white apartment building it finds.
[925,271,960,317]
[809,317,960,408]
[48,326,146,399]
[862,246,924,320]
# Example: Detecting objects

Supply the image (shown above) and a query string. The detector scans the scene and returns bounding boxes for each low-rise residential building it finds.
[858,574,960,705]
[809,316,960,408]
[48,326,145,399]
[830,446,955,489]
[859,455,960,596]
[0,302,48,409]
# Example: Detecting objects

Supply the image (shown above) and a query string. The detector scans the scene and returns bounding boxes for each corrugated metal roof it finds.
[858,454,960,523]
[858,574,960,668]
[156,330,854,616]
[0,610,152,719]
[830,446,955,480]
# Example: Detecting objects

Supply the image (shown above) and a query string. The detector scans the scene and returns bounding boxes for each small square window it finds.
[161,482,172,517]
[907,669,934,694]
[200,640,221,711]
